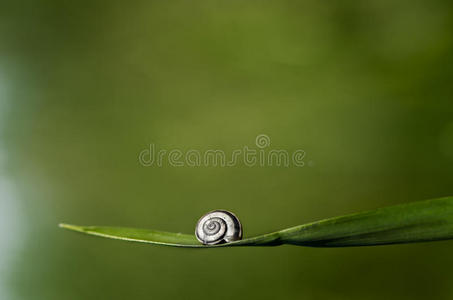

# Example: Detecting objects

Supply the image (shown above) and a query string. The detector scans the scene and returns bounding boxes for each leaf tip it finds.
[59,223,86,233]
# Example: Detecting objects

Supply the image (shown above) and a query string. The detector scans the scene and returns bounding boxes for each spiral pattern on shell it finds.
[195,210,243,245]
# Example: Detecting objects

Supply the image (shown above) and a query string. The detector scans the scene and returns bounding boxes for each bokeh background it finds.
[1,0,453,299]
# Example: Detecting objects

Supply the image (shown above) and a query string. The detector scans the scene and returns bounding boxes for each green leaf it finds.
[60,196,453,248]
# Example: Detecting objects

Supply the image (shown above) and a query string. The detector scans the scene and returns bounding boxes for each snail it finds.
[195,210,243,245]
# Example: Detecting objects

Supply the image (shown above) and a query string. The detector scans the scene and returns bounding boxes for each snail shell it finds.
[195,210,243,245]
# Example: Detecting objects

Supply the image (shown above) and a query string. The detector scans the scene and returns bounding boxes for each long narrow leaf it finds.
[60,196,453,248]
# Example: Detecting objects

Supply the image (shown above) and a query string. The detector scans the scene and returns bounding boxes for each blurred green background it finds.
[1,0,453,299]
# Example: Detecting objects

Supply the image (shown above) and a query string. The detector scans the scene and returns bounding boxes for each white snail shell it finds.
[195,210,243,245]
